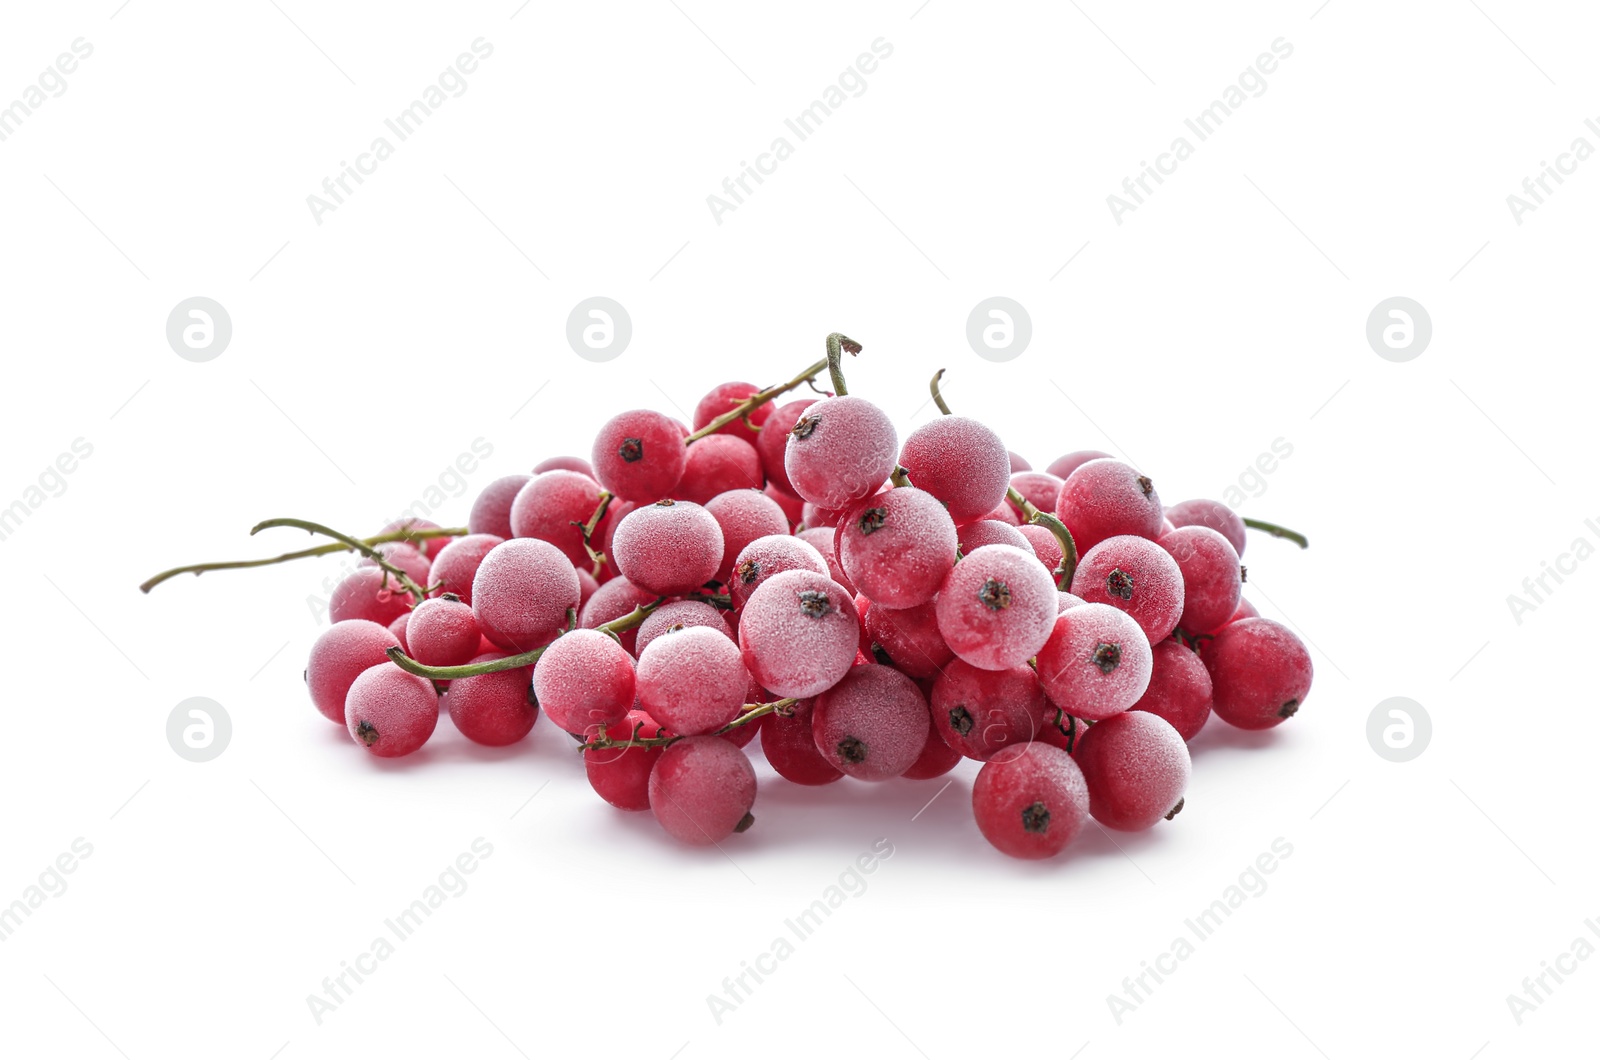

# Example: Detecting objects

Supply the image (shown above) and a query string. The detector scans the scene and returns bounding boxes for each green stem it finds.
[1006,487,1078,588]
[889,465,911,488]
[685,358,832,444]
[825,333,861,396]
[1243,518,1309,549]
[252,517,433,603]
[139,526,465,594]
[570,490,613,577]
[577,698,797,752]
[930,368,952,415]
[385,597,666,679]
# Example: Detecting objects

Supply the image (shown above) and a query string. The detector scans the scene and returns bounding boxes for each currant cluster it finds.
[145,335,1312,860]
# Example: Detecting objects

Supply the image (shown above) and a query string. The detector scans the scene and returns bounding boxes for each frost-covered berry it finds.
[972,742,1090,859]
[585,710,668,810]
[1073,711,1190,831]
[471,538,581,653]
[405,594,481,668]
[468,475,532,540]
[677,435,764,505]
[1069,535,1185,645]
[1131,640,1213,741]
[812,665,930,781]
[1055,458,1164,555]
[345,666,438,757]
[1035,603,1152,721]
[532,629,637,734]
[648,736,757,844]
[1165,498,1248,557]
[509,470,607,568]
[759,698,843,786]
[862,599,953,680]
[934,544,1057,671]
[1202,618,1312,730]
[591,409,687,503]
[897,416,1011,524]
[783,396,898,510]
[738,570,859,698]
[1159,526,1243,636]
[635,600,732,658]
[705,489,790,585]
[427,533,504,603]
[306,620,400,723]
[328,566,412,627]
[931,660,1049,761]
[729,534,829,609]
[637,626,750,736]
[444,652,539,746]
[837,487,958,608]
[611,500,724,596]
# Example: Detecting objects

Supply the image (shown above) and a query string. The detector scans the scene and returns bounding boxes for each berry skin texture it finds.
[636,626,750,736]
[1017,523,1063,577]
[1007,472,1065,518]
[812,665,930,781]
[959,519,1034,557]
[797,526,855,593]
[1055,458,1164,556]
[729,534,829,609]
[444,652,539,746]
[611,500,724,597]
[1131,640,1214,742]
[1230,598,1260,623]
[693,381,772,447]
[578,575,656,655]
[1202,618,1313,730]
[897,415,1011,524]
[534,455,596,477]
[1165,498,1248,558]
[533,629,637,734]
[471,538,581,653]
[328,566,412,627]
[837,487,958,608]
[704,489,790,585]
[863,599,953,680]
[345,666,439,757]
[1073,711,1191,831]
[759,698,843,786]
[972,742,1090,859]
[406,595,482,668]
[306,620,401,723]
[1008,451,1032,472]
[1158,526,1243,635]
[758,398,815,496]
[783,395,899,510]
[900,714,964,780]
[677,434,764,505]
[635,599,732,658]
[648,736,758,845]
[932,660,1050,761]
[1036,603,1153,721]
[1070,535,1185,646]
[427,533,505,603]
[739,570,860,698]
[591,409,687,503]
[935,544,1058,671]
[586,711,668,809]
[509,470,607,568]
[1045,450,1112,480]
[468,474,532,540]
[388,613,411,653]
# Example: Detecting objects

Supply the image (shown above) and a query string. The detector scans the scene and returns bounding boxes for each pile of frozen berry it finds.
[146,336,1312,860]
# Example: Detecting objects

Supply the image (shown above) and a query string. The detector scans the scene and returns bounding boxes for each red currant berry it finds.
[533,628,637,733]
[1130,640,1213,741]
[648,736,757,845]
[1202,618,1312,730]
[758,698,843,785]
[1055,458,1163,555]
[1073,711,1190,831]
[931,659,1050,760]
[611,499,724,597]
[693,381,773,447]
[328,566,411,626]
[426,533,504,603]
[862,598,953,680]
[406,594,482,668]
[471,538,581,653]
[637,626,749,736]
[509,470,607,569]
[1158,526,1243,635]
[1035,603,1152,721]
[972,742,1090,859]
[1165,498,1247,557]
[306,620,400,723]
[591,409,687,503]
[444,652,539,746]
[1069,534,1185,645]
[585,710,668,810]
[738,570,859,698]
[468,475,532,540]
[729,534,829,610]
[897,415,1011,524]
[704,488,790,585]
[812,664,930,781]
[837,487,958,608]
[783,395,898,510]
[677,434,763,505]
[345,666,438,757]
[934,544,1058,671]
[1045,449,1112,480]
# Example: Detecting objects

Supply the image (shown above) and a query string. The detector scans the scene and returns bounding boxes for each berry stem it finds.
[1005,488,1078,588]
[825,332,862,396]
[1242,517,1309,549]
[576,698,798,752]
[929,368,952,415]
[138,526,465,594]
[570,490,613,576]
[685,355,840,444]
[889,465,911,488]
[384,597,666,679]
[252,518,435,603]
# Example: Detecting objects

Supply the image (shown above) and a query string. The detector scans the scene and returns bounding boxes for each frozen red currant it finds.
[636,626,750,736]
[611,499,724,597]
[1202,618,1312,730]
[444,652,539,746]
[468,474,532,540]
[758,698,843,786]
[931,659,1049,760]
[704,488,790,585]
[406,594,482,668]
[729,534,829,609]
[862,599,953,680]
[1035,603,1152,721]
[509,470,607,568]
[783,395,898,510]
[1131,640,1213,741]
[693,381,772,447]
[1055,458,1163,555]
[532,628,637,734]
[345,666,438,757]
[897,415,1011,524]
[471,538,580,653]
[934,544,1057,671]
[739,569,859,698]
[585,710,668,810]
[427,533,504,603]
[812,664,930,781]
[305,619,400,723]
[837,487,958,608]
[1159,526,1243,635]
[1069,534,1185,645]
[972,742,1090,859]
[1165,498,1247,557]
[648,736,757,845]
[591,409,687,503]
[1073,711,1190,831]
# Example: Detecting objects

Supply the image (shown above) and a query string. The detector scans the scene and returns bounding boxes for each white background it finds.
[0,1,1593,1057]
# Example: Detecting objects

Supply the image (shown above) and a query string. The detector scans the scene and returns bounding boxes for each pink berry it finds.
[1158,526,1243,635]
[591,409,686,503]
[758,399,815,496]
[376,518,449,560]
[812,665,930,781]
[306,620,401,724]
[585,710,667,810]
[677,434,763,505]
[719,677,769,748]
[387,613,411,652]
[1007,472,1064,518]
[329,566,412,626]
[1073,711,1190,830]
[648,736,757,844]
[900,715,964,780]
[1045,450,1112,480]
[986,500,1023,526]
[358,543,431,591]
[406,594,482,668]
[1131,640,1213,741]
[738,570,859,698]
[796,526,854,593]
[897,415,1010,524]
[759,698,843,786]
[932,659,1050,760]
[800,503,843,530]
[1165,498,1248,558]
[862,599,952,680]
[534,455,596,476]
[345,666,438,757]
[783,396,898,510]
[1057,591,1085,612]
[636,626,749,736]
[730,534,828,609]
[837,487,958,608]
[1008,451,1032,472]
[468,475,532,540]
[1055,458,1164,555]
[471,538,581,653]
[972,742,1090,859]
[1203,618,1313,730]
[611,499,723,596]
[959,519,1033,557]
[635,600,732,658]
[1017,523,1064,577]
[1230,597,1260,623]
[427,533,504,603]
[509,470,607,568]
[577,568,600,607]
[705,489,789,585]
[444,652,539,746]
[764,482,804,527]
[934,544,1058,671]
[578,575,656,655]
[693,381,771,447]
[1070,535,1185,645]
[1035,603,1152,721]
[533,628,637,733]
